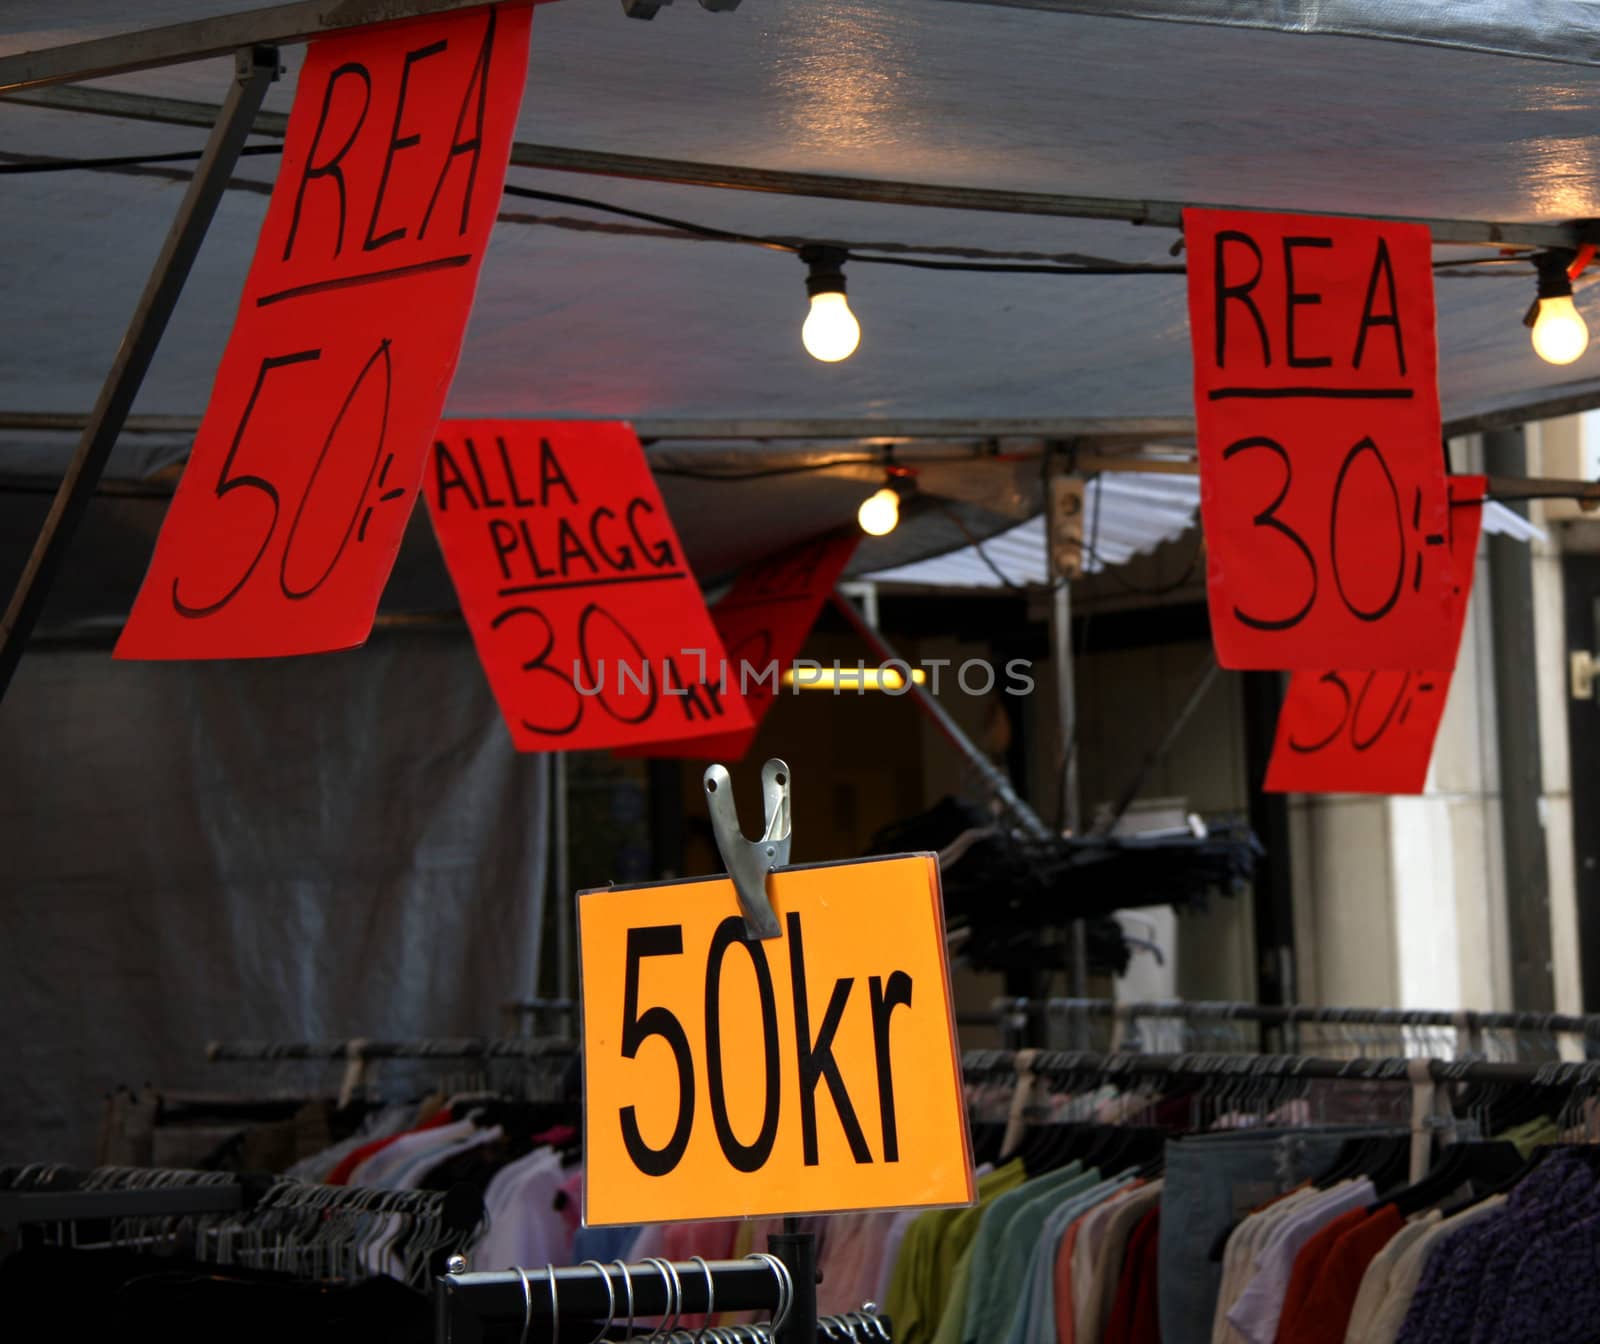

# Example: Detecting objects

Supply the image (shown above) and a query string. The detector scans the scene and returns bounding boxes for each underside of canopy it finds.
[3,0,1600,590]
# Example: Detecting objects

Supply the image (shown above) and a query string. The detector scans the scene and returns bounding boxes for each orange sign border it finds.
[577,852,975,1227]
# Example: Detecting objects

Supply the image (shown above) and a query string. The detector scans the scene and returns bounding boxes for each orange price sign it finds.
[578,855,974,1226]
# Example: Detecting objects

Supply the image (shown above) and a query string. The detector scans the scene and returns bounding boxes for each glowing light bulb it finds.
[1532,294,1589,365]
[803,291,861,363]
[857,486,900,536]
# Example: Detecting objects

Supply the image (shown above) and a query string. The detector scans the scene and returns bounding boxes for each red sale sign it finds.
[426,421,754,752]
[632,531,860,760]
[117,5,538,660]
[1265,475,1486,795]
[1185,208,1454,670]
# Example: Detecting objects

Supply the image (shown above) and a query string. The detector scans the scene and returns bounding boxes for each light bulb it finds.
[857,486,900,536]
[1532,294,1589,365]
[803,291,861,363]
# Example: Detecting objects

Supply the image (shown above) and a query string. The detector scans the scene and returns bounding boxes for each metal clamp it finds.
[704,758,792,939]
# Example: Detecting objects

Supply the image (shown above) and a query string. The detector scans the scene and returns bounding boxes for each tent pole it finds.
[553,753,573,1001]
[0,47,277,705]
[831,590,1049,843]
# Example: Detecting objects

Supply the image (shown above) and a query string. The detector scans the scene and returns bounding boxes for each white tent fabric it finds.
[4,0,1600,537]
[863,475,1545,590]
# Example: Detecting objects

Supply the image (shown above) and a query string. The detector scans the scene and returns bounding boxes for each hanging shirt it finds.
[1363,1197,1506,1344]
[1397,1152,1594,1344]
[886,1161,1025,1344]
[1102,1207,1160,1344]
[473,1146,562,1271]
[1279,1203,1403,1344]
[347,1116,476,1187]
[1015,1175,1136,1344]
[1226,1179,1375,1344]
[1079,1181,1162,1344]
[961,1163,1089,1344]
[1492,1201,1600,1344]
[1071,1184,1144,1340]
[1342,1211,1438,1344]
[1272,1205,1371,1340]
[328,1108,454,1185]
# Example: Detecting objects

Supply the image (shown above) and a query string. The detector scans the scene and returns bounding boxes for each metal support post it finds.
[831,591,1049,842]
[769,1231,819,1344]
[553,753,573,1000]
[1483,427,1556,1011]
[0,46,278,703]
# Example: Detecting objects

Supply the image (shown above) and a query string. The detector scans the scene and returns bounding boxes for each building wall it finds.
[1288,427,1584,1015]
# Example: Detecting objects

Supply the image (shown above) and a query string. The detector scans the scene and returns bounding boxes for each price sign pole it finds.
[578,759,975,1230]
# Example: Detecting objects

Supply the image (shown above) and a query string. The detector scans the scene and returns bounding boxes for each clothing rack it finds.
[499,999,580,1038]
[206,1037,578,1061]
[437,1243,824,1344]
[984,996,1600,1054]
[0,1167,249,1245]
[962,1048,1600,1088]
[0,1164,485,1288]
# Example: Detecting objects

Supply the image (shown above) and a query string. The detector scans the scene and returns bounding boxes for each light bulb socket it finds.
[884,470,917,501]
[801,244,849,298]
[1536,249,1577,300]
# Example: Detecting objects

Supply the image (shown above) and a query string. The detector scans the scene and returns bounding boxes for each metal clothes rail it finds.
[206,1037,578,1061]
[989,997,1600,1035]
[438,1242,821,1344]
[961,1048,1600,1088]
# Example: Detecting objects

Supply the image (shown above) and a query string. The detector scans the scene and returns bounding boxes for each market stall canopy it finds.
[4,0,1600,601]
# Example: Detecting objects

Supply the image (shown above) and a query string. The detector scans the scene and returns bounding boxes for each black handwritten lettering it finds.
[539,437,580,507]
[433,439,476,510]
[464,436,505,508]
[283,62,371,262]
[589,506,637,572]
[556,517,601,576]
[1214,230,1271,367]
[419,8,495,240]
[489,518,519,580]
[1353,237,1408,374]
[627,497,677,569]
[497,435,538,508]
[363,39,447,251]
[1282,236,1333,368]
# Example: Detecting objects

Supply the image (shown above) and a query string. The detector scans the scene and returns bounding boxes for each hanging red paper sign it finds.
[116,4,538,661]
[1265,475,1486,795]
[1184,208,1454,670]
[631,531,861,760]
[426,420,754,752]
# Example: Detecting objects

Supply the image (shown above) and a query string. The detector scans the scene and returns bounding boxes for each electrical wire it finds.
[1,143,1551,280]
[0,144,283,174]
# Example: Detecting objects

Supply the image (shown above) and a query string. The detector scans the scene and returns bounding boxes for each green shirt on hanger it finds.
[885,1160,1027,1344]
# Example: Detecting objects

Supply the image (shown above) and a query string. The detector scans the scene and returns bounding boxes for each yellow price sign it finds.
[579,853,974,1226]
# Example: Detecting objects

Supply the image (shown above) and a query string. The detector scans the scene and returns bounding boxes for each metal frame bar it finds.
[830,588,1051,842]
[0,1183,245,1234]
[0,48,277,703]
[438,1252,818,1344]
[992,995,1600,1036]
[962,1047,1600,1086]
[5,82,1585,252]
[205,1036,576,1060]
[0,0,503,92]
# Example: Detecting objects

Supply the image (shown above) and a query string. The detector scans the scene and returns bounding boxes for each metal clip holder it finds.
[703,758,792,940]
